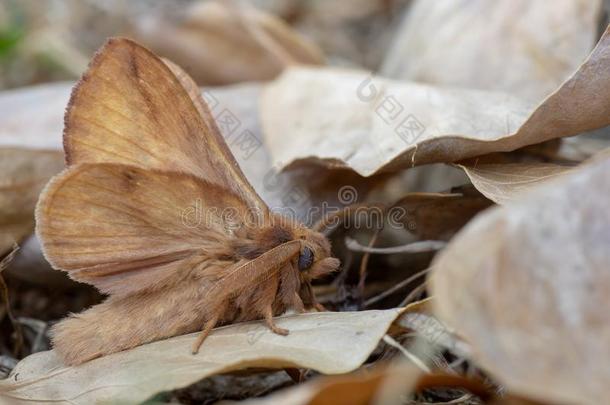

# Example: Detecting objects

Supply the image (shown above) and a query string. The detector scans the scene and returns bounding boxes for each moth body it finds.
[49,219,338,365]
[35,38,340,366]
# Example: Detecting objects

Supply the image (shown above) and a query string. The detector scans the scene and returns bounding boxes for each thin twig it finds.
[383,334,430,373]
[365,267,430,307]
[357,228,381,297]
[448,357,467,372]
[400,282,428,307]
[345,237,446,254]
[0,244,23,356]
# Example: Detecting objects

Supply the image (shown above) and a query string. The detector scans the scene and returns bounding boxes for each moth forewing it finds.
[63,37,268,215]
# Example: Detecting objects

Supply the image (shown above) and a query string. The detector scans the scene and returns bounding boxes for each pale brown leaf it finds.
[262,26,610,177]
[459,162,573,204]
[0,149,64,255]
[0,309,403,404]
[382,0,602,101]
[430,157,610,403]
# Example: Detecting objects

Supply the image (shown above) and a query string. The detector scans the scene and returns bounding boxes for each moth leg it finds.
[192,311,221,354]
[292,292,305,313]
[263,305,289,336]
[254,272,289,336]
[307,286,326,312]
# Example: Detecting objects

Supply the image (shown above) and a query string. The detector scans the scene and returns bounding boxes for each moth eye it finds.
[298,247,314,271]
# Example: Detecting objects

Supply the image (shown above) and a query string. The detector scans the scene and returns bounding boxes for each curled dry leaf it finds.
[430,157,610,404]
[458,147,610,204]
[381,0,602,101]
[134,1,324,85]
[262,26,610,177]
[459,162,573,204]
[0,309,402,404]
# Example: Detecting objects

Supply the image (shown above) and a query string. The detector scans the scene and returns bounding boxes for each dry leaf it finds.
[459,162,573,204]
[557,134,610,162]
[0,148,64,255]
[0,309,404,404]
[381,0,602,101]
[0,83,69,255]
[0,83,68,150]
[134,1,323,85]
[262,26,610,177]
[430,157,610,404]
[458,147,610,204]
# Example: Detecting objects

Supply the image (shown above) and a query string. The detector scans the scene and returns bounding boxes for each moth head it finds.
[295,228,340,281]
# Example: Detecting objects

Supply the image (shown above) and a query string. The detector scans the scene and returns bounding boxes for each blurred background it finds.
[0,0,607,93]
[0,0,411,89]
[1,1,610,402]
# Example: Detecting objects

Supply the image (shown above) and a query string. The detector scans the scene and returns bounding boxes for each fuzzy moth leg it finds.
[264,305,289,336]
[192,310,221,354]
[191,241,301,354]
[292,292,306,313]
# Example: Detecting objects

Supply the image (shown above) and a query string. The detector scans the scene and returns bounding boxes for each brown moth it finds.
[35,38,340,366]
